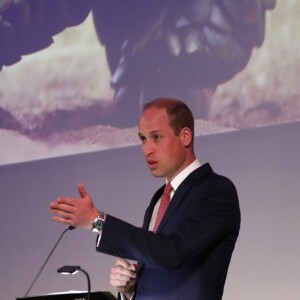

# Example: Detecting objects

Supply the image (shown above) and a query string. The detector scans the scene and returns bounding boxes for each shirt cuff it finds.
[95,229,102,247]
[120,292,135,300]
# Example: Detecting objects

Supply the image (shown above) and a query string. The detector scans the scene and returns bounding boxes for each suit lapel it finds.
[155,163,213,233]
[143,185,165,230]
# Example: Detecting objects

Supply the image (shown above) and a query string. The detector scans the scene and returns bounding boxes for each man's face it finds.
[138,107,189,181]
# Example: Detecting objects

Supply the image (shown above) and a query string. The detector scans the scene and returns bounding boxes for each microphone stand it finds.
[24,226,75,297]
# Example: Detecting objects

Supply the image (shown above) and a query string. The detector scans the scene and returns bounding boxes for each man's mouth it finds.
[147,160,158,169]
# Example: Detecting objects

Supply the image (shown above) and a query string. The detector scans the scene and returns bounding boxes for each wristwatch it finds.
[91,211,106,232]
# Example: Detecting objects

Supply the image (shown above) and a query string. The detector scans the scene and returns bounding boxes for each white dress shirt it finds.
[148,159,201,231]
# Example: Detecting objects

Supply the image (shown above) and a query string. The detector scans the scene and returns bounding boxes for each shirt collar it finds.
[167,159,201,191]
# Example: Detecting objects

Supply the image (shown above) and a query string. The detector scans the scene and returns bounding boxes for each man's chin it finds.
[150,170,164,178]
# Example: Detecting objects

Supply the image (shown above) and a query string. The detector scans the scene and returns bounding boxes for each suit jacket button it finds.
[137,286,144,293]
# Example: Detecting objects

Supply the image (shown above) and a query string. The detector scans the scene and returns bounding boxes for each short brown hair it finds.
[143,98,194,141]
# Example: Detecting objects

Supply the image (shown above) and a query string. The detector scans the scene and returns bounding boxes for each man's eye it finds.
[139,136,146,143]
[153,135,161,141]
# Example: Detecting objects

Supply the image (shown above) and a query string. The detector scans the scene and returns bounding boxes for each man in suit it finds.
[50,98,241,300]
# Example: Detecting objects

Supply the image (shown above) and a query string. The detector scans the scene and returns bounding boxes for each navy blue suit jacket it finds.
[97,163,241,300]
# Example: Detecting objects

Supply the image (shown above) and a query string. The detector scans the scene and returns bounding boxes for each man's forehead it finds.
[139,107,170,131]
[138,129,161,136]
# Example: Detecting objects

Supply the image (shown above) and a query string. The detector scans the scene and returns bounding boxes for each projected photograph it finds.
[0,0,299,165]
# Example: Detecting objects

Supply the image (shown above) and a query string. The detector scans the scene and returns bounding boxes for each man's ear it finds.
[180,127,193,148]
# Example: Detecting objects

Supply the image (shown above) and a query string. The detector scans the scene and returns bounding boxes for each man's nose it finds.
[143,141,154,156]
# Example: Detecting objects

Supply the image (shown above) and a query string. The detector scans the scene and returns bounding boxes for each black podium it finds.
[16,291,117,300]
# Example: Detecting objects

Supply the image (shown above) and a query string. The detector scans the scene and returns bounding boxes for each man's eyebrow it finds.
[138,130,160,136]
[149,130,161,135]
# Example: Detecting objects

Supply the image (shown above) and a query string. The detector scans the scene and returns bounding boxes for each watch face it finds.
[95,219,102,228]
[93,217,103,230]
[92,212,105,231]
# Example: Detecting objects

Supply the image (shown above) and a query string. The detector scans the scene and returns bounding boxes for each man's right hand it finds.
[50,182,99,229]
[110,258,139,299]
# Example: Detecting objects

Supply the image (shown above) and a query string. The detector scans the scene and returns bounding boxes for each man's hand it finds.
[110,258,139,299]
[50,183,99,229]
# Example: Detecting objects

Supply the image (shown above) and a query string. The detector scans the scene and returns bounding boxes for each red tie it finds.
[153,182,173,233]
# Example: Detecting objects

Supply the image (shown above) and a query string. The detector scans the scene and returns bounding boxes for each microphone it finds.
[24,226,75,297]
